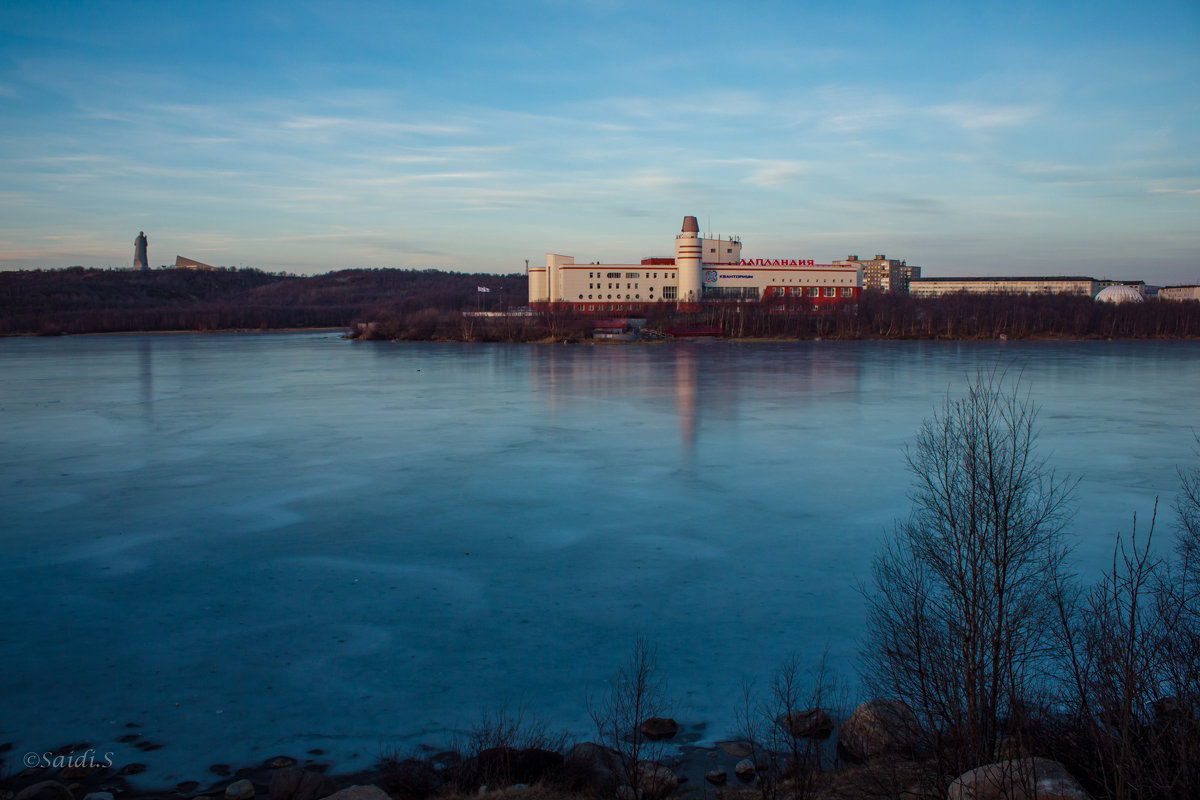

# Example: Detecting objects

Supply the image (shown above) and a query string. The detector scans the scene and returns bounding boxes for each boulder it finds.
[704,770,727,786]
[948,757,1090,800]
[778,708,834,739]
[565,742,623,794]
[636,763,677,798]
[513,748,564,784]
[315,788,388,800]
[734,759,756,780]
[837,698,922,762]
[269,767,337,800]
[14,781,74,800]
[225,779,256,800]
[471,746,563,787]
[639,717,679,741]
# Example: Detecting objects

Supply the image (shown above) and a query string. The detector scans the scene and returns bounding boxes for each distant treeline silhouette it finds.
[3,267,1197,339]
[0,267,524,335]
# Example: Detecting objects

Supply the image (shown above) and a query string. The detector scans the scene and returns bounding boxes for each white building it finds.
[529,216,862,313]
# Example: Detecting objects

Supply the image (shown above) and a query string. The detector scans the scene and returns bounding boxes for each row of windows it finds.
[703,286,761,300]
[590,283,644,290]
[590,272,675,280]
[769,276,854,283]
[768,286,855,298]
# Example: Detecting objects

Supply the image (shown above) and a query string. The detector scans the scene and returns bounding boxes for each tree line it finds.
[3,267,1198,340]
[0,267,523,335]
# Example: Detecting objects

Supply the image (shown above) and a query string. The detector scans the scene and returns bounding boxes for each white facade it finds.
[1159,285,1200,302]
[530,216,861,312]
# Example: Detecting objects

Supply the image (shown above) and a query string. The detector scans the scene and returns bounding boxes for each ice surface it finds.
[1,333,1197,785]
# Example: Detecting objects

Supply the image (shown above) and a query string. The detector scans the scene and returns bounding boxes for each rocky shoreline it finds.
[2,701,1095,800]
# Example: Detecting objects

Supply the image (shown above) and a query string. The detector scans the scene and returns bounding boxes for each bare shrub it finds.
[736,653,843,800]
[588,635,671,797]
[863,371,1076,781]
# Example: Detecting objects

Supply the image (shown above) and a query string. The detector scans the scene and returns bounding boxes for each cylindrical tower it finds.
[674,215,702,308]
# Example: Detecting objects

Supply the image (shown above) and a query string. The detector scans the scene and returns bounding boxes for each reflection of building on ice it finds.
[529,216,862,313]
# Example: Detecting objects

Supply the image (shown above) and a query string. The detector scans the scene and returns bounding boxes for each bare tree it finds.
[588,635,671,797]
[863,370,1076,778]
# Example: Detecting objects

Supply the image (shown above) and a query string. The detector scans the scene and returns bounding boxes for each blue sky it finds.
[1,0,1198,282]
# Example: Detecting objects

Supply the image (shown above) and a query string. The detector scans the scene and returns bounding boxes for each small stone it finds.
[717,740,753,758]
[117,734,140,744]
[136,741,163,752]
[225,779,256,800]
[118,763,147,776]
[734,759,756,779]
[704,770,727,786]
[267,756,297,769]
[210,765,232,777]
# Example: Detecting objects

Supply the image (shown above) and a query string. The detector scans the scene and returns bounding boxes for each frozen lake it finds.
[1,333,1197,784]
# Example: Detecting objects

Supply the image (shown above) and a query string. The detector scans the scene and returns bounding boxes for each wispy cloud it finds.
[931,103,1039,129]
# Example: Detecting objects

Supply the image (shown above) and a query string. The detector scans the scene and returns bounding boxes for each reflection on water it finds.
[0,333,1197,784]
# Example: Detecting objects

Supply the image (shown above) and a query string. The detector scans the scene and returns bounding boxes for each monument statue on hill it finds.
[134,231,149,270]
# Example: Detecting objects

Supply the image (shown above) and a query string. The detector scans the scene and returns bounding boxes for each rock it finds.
[637,763,677,798]
[948,757,1091,800]
[225,779,256,800]
[211,765,233,777]
[639,717,679,741]
[14,782,74,800]
[734,759,756,780]
[267,756,297,769]
[117,763,146,776]
[269,767,337,800]
[513,747,564,784]
[704,770,727,786]
[565,742,623,794]
[837,698,922,762]
[778,708,834,739]
[177,783,200,795]
[716,740,753,758]
[315,788,388,800]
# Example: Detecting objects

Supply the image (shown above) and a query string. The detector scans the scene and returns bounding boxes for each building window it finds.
[625,272,640,279]
[587,305,594,311]
[663,286,677,300]
[824,287,836,297]
[807,287,819,297]
[578,294,583,299]
[710,248,716,253]
[607,272,621,278]
[841,287,853,297]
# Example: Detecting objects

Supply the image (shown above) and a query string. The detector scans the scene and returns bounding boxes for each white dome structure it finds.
[1095,285,1144,304]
